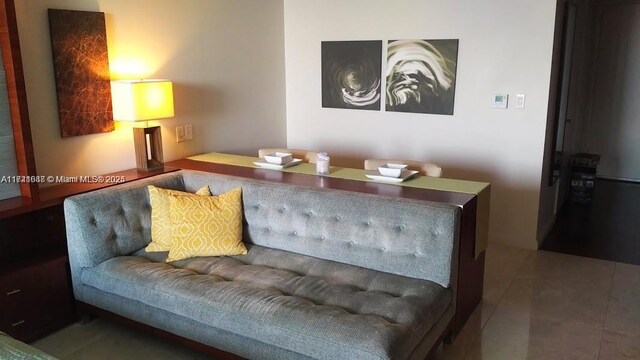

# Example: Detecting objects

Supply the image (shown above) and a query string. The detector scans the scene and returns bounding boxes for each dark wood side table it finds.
[0,167,178,342]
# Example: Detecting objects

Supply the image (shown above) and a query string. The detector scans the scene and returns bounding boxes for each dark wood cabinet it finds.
[0,206,74,342]
[0,254,73,341]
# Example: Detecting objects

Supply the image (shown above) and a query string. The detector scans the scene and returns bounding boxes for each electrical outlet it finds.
[185,124,193,140]
[176,126,185,142]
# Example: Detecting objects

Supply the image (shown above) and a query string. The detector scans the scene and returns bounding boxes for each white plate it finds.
[254,158,303,170]
[365,169,419,183]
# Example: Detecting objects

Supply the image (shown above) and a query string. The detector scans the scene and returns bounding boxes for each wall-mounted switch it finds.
[185,124,193,140]
[515,94,526,109]
[491,94,509,109]
[176,126,185,142]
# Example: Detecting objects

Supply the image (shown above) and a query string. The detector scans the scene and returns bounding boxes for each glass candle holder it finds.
[316,152,330,176]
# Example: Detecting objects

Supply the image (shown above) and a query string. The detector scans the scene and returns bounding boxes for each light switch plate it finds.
[492,94,509,109]
[176,126,185,142]
[185,124,193,140]
[515,94,526,109]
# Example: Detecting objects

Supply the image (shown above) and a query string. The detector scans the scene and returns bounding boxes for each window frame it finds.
[0,0,37,199]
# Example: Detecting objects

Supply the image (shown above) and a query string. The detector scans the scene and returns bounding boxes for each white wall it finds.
[284,0,558,249]
[16,0,286,179]
[583,2,640,181]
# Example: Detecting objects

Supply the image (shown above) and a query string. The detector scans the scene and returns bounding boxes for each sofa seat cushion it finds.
[80,245,451,360]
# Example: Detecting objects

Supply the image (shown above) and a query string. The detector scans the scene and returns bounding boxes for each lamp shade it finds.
[111,79,174,121]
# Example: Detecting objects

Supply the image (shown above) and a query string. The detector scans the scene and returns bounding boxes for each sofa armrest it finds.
[64,172,184,300]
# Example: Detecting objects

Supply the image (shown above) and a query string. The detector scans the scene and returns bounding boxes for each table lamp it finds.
[111,79,174,171]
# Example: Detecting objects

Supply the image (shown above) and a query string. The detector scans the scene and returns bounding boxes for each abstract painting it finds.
[386,39,459,115]
[48,9,114,137]
[322,41,382,110]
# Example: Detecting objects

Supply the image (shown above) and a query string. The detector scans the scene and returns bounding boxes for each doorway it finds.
[541,0,640,265]
[584,1,640,182]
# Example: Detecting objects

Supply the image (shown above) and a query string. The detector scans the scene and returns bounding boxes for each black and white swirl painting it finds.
[322,40,382,110]
[386,39,458,115]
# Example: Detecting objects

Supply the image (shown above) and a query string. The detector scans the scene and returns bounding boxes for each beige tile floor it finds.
[33,244,640,359]
[433,244,640,360]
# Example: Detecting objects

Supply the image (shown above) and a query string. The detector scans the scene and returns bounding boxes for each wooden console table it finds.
[166,156,488,334]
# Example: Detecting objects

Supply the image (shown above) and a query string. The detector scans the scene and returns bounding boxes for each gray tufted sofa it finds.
[64,170,460,360]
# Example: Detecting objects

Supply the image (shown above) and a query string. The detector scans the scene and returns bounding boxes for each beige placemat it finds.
[189,152,490,257]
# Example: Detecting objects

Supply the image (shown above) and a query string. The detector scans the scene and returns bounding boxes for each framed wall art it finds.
[321,40,382,111]
[49,9,114,137]
[385,39,459,115]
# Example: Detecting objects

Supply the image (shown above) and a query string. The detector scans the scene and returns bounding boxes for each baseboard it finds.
[537,215,557,248]
[488,236,539,250]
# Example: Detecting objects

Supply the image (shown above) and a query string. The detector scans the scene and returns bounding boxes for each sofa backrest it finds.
[182,171,460,287]
[64,170,460,289]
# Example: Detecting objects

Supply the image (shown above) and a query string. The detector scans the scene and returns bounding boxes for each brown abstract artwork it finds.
[48,9,114,137]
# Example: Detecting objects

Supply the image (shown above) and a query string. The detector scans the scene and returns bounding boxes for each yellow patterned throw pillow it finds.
[146,185,211,252]
[166,187,247,262]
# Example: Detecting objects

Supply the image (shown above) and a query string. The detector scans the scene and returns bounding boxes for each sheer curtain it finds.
[0,47,20,200]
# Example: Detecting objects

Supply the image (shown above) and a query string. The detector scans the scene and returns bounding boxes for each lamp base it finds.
[133,126,164,171]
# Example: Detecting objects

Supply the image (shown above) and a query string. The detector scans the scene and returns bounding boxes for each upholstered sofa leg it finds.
[76,302,95,325]
[79,313,94,325]
[444,329,457,345]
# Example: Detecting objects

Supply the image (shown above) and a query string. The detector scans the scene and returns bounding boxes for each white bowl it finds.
[378,163,408,178]
[264,152,293,165]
